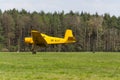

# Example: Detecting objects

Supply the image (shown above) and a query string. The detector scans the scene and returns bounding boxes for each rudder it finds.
[64,29,76,43]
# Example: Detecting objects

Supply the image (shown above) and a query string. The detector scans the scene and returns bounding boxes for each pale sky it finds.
[0,0,120,16]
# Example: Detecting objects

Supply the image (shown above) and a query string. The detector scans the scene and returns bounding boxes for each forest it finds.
[0,9,120,52]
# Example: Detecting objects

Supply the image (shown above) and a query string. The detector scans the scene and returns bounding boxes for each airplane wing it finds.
[31,30,47,47]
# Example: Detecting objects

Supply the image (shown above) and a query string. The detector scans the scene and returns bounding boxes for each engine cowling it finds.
[24,37,33,44]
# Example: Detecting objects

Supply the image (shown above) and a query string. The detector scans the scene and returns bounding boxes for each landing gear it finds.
[31,44,37,54]
[32,51,36,54]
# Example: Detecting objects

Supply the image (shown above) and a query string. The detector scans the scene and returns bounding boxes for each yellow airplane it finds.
[24,29,76,54]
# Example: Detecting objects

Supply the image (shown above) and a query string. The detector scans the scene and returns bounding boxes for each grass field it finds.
[0,52,120,80]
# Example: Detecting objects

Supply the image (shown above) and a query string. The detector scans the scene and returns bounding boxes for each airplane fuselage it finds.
[25,33,75,45]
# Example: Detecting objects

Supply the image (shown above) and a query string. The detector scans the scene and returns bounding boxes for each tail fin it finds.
[64,29,76,43]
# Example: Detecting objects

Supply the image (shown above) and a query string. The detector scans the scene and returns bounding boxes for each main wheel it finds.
[32,51,36,54]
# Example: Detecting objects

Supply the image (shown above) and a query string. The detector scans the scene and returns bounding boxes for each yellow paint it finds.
[24,29,76,46]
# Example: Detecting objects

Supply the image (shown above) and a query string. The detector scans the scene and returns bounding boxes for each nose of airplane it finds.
[24,37,33,44]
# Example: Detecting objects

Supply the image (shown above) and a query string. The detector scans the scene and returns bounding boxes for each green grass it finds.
[0,52,120,80]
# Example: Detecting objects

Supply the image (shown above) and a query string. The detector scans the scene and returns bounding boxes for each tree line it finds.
[0,9,120,52]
